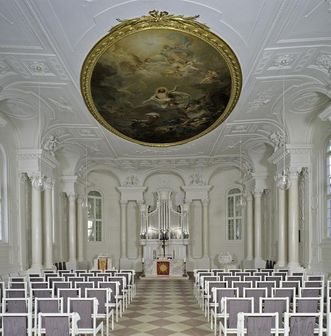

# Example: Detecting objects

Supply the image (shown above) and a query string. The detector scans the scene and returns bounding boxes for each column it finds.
[68,193,77,263]
[253,191,264,266]
[30,175,44,270]
[77,196,85,262]
[44,178,54,269]
[288,171,300,269]
[202,199,209,258]
[120,201,128,259]
[246,193,253,261]
[277,187,287,267]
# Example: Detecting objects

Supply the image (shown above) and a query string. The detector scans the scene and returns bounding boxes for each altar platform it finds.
[142,258,188,279]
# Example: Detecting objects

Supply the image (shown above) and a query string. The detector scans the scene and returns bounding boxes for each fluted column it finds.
[77,196,85,262]
[277,187,287,267]
[68,193,77,263]
[30,175,44,270]
[254,191,263,266]
[246,193,253,261]
[120,201,128,259]
[44,178,54,269]
[202,199,209,258]
[288,171,300,269]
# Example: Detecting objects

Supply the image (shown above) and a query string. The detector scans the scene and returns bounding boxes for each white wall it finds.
[0,121,20,277]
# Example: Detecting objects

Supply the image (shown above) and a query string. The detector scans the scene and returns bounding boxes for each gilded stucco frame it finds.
[80,10,242,147]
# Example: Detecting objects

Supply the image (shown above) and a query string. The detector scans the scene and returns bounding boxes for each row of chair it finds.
[0,268,136,335]
[194,268,329,336]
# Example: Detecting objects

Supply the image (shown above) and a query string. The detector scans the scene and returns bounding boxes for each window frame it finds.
[226,187,243,241]
[87,190,103,242]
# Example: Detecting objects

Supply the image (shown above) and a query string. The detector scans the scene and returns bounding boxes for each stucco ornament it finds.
[218,251,234,265]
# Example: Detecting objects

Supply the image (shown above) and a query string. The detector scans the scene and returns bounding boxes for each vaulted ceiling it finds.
[0,0,330,171]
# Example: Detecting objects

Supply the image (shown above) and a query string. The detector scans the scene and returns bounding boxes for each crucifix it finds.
[160,230,169,257]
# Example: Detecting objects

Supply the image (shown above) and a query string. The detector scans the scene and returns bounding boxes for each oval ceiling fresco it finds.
[81,10,242,147]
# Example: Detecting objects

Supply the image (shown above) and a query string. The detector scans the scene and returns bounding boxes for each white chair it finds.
[0,312,33,336]
[210,287,238,335]
[219,297,253,336]
[237,312,279,336]
[284,312,323,336]
[86,288,114,336]
[68,297,104,336]
[37,312,79,336]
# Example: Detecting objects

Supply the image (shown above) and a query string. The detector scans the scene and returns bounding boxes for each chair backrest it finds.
[206,281,226,301]
[2,298,31,313]
[304,280,323,288]
[232,281,252,296]
[88,276,105,288]
[1,313,31,336]
[86,288,110,314]
[81,273,94,281]
[99,281,118,304]
[236,272,250,280]
[35,297,63,328]
[284,312,321,336]
[223,297,253,329]
[237,312,279,336]
[4,288,27,298]
[68,277,84,287]
[260,297,289,327]
[62,273,75,281]
[201,276,219,291]
[266,276,282,287]
[307,275,324,282]
[243,287,267,313]
[293,297,321,313]
[68,297,97,329]
[211,269,225,275]
[53,281,71,296]
[228,269,241,275]
[58,288,81,313]
[29,277,44,283]
[223,276,240,288]
[286,276,303,287]
[254,272,269,281]
[212,288,238,314]
[257,281,276,296]
[299,287,323,298]
[244,276,261,287]
[218,272,232,282]
[30,282,48,289]
[41,313,77,336]
[9,277,26,282]
[107,276,125,294]
[75,281,94,297]
[31,288,53,299]
[48,277,64,288]
[8,282,26,289]
[272,287,295,302]
[281,280,300,295]
[260,269,273,275]
[273,272,287,281]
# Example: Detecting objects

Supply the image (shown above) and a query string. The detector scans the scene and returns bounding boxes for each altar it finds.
[139,189,189,279]
[144,258,184,277]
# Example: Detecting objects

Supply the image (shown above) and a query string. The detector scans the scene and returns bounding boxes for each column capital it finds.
[30,174,45,190]
[288,169,300,182]
[44,177,54,190]
[20,172,29,184]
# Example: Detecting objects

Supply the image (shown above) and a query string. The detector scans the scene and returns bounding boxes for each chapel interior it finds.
[0,0,331,335]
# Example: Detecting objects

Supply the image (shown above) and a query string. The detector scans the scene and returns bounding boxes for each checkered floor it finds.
[109,277,213,336]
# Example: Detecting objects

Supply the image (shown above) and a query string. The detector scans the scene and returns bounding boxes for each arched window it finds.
[327,139,331,237]
[87,190,102,242]
[227,188,242,240]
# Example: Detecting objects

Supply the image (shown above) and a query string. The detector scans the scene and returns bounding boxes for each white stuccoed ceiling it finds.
[0,0,330,169]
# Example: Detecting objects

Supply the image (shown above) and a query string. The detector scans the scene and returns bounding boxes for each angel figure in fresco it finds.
[142,86,191,109]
